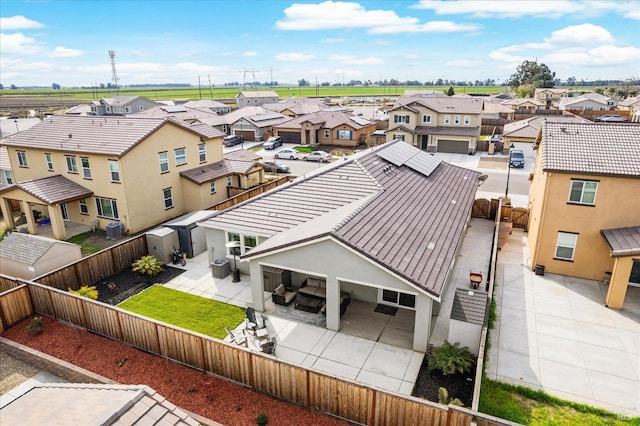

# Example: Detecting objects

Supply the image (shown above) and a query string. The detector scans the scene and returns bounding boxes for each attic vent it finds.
[383,165,394,174]
[427,242,436,250]
[451,199,457,204]
[339,175,350,180]
[68,133,72,139]
[267,212,278,217]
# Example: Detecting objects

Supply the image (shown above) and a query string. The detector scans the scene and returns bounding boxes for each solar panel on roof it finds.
[377,142,441,176]
[350,116,371,126]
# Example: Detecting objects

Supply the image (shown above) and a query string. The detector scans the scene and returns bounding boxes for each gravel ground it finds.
[0,351,39,395]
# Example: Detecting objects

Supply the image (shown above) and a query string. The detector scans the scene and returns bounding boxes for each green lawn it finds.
[292,146,316,153]
[479,378,639,425]
[66,232,102,256]
[117,285,246,339]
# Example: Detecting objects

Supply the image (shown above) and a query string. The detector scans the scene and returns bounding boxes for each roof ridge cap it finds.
[332,191,384,232]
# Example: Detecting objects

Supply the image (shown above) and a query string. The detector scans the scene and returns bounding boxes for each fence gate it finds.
[472,199,491,219]
[511,207,530,230]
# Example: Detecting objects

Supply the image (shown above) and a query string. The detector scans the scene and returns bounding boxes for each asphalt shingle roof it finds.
[0,175,93,204]
[451,288,488,325]
[601,226,640,257]
[541,122,640,177]
[0,232,79,265]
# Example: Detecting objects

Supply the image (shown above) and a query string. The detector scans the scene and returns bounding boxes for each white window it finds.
[139,105,144,111]
[444,115,451,124]
[124,106,131,113]
[422,115,432,124]
[393,134,405,141]
[324,129,330,138]
[174,148,186,166]
[464,115,470,125]
[380,289,416,309]
[569,180,598,205]
[227,176,233,187]
[66,156,78,173]
[337,130,352,140]
[163,188,173,209]
[210,182,216,194]
[4,170,13,184]
[81,157,91,179]
[159,152,169,173]
[79,198,89,215]
[454,115,460,125]
[394,114,410,123]
[17,151,28,167]
[108,160,120,182]
[244,235,257,252]
[45,153,54,171]
[106,106,111,112]
[227,232,257,255]
[95,197,119,219]
[198,144,206,163]
[555,232,578,261]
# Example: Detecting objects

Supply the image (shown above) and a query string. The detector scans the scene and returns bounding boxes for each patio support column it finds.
[47,204,67,240]
[413,295,432,352]
[0,198,15,230]
[606,257,631,309]
[325,276,340,331]
[250,261,265,312]
[20,200,37,235]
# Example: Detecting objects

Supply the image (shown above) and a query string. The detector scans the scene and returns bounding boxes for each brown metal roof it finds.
[601,226,640,257]
[1,116,221,157]
[1,175,93,204]
[180,159,258,184]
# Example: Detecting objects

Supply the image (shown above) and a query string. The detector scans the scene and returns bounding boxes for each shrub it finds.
[256,414,268,425]
[68,285,99,300]
[438,387,464,406]
[132,255,164,276]
[428,340,475,375]
[26,316,44,335]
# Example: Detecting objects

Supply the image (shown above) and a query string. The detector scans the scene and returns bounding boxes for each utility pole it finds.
[198,75,202,99]
[108,50,120,94]
[208,75,213,99]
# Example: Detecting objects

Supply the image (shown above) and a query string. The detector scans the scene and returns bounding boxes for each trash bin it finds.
[535,264,545,276]
[211,259,230,278]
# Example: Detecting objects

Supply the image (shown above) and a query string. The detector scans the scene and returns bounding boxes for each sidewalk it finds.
[487,229,640,417]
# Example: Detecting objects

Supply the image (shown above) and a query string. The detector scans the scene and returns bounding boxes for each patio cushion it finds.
[275,284,286,296]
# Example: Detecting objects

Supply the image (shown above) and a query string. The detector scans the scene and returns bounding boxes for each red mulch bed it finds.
[3,316,348,426]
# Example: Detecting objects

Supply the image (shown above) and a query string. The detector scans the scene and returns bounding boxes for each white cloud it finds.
[0,32,41,54]
[329,54,382,65]
[49,46,83,58]
[0,15,45,30]
[547,23,615,45]
[413,0,588,18]
[276,1,480,34]
[241,51,258,57]
[321,38,345,43]
[275,52,315,61]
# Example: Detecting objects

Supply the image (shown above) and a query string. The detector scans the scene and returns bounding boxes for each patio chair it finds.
[245,307,268,338]
[260,337,277,355]
[225,327,247,346]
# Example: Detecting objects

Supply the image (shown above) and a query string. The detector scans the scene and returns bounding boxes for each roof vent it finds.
[68,133,72,139]
[427,242,436,250]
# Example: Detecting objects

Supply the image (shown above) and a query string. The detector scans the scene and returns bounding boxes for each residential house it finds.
[558,92,617,111]
[528,122,640,309]
[502,115,590,145]
[90,96,158,116]
[482,101,515,120]
[534,88,570,108]
[262,97,328,117]
[236,91,279,108]
[131,104,219,123]
[198,106,289,141]
[500,97,545,113]
[0,232,82,279]
[617,95,640,123]
[198,140,481,351]
[0,118,42,139]
[183,99,232,114]
[387,97,483,153]
[274,110,375,146]
[0,115,242,240]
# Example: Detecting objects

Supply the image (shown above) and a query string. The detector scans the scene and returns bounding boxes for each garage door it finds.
[279,131,301,144]
[437,139,469,154]
[235,130,255,142]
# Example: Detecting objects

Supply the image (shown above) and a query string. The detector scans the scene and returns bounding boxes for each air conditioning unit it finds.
[105,222,123,240]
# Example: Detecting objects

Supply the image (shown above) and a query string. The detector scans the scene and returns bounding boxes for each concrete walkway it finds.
[487,229,640,417]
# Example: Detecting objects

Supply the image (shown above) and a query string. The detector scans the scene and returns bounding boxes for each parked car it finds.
[303,151,332,163]
[223,135,244,147]
[263,136,282,150]
[509,150,525,168]
[594,114,627,122]
[262,160,290,173]
[274,149,299,160]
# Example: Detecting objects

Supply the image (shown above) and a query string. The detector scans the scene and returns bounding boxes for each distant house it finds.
[534,88,570,108]
[482,101,515,120]
[90,96,158,116]
[236,91,279,108]
[274,110,375,146]
[262,97,328,117]
[183,99,232,114]
[64,104,93,116]
[528,122,640,309]
[558,93,617,111]
[199,106,289,141]
[387,96,483,153]
[0,232,82,279]
[502,115,590,144]
[500,98,545,113]
[131,104,219,123]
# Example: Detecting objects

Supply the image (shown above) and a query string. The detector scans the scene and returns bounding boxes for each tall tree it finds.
[447,86,455,96]
[508,60,555,89]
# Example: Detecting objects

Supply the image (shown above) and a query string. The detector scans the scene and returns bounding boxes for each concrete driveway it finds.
[487,229,640,417]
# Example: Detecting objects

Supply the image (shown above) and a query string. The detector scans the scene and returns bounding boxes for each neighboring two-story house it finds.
[274,110,375,146]
[386,97,483,154]
[500,97,545,113]
[0,116,265,240]
[558,93,617,111]
[90,96,158,116]
[236,91,279,108]
[528,122,640,309]
[534,88,570,108]
[183,99,232,114]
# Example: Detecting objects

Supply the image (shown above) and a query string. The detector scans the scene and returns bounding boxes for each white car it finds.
[274,149,299,160]
[303,151,332,163]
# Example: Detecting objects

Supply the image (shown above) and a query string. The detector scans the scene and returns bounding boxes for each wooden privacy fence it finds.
[472,199,529,230]
[0,280,515,426]
[34,235,148,291]
[209,176,295,211]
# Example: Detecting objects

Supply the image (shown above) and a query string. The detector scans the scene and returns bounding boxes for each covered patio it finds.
[601,226,640,309]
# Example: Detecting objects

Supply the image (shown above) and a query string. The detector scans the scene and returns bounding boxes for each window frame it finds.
[422,114,432,124]
[393,134,405,141]
[198,143,206,163]
[95,197,119,219]
[210,181,216,194]
[379,289,416,310]
[159,152,169,173]
[464,115,471,125]
[568,180,598,206]
[79,198,89,215]
[4,170,13,184]
[444,115,451,124]
[17,150,28,167]
[227,176,233,187]
[554,232,578,261]
[174,148,187,166]
[324,129,330,138]
[45,153,54,171]
[163,188,174,210]
[80,157,92,179]
[454,115,461,125]
[108,160,120,182]
[337,129,352,140]
[65,155,78,174]
[394,114,410,124]
[227,231,257,256]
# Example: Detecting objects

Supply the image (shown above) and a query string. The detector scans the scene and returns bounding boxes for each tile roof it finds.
[1,116,220,157]
[0,175,93,204]
[239,91,279,98]
[0,383,200,426]
[501,98,544,107]
[0,232,79,265]
[396,97,484,114]
[541,122,640,176]
[183,99,230,109]
[198,106,272,127]
[223,149,261,162]
[276,110,374,130]
[503,115,590,138]
[180,158,258,184]
[451,288,488,325]
[131,105,219,120]
[204,140,480,298]
[482,102,514,114]
[601,226,640,257]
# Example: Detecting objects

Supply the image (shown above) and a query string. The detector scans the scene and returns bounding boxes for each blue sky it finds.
[1,0,638,87]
